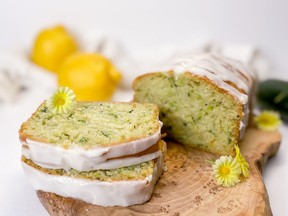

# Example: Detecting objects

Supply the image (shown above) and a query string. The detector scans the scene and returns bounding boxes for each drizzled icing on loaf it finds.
[170,54,256,105]
[165,54,257,140]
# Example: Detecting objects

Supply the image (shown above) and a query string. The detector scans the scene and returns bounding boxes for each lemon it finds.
[58,53,122,101]
[31,25,78,72]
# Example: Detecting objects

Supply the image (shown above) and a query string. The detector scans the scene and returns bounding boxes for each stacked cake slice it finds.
[20,101,165,207]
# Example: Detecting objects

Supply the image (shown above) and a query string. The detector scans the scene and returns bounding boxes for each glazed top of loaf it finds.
[168,54,256,104]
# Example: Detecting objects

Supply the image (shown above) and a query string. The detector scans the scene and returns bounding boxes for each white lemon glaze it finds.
[170,54,256,104]
[21,127,162,171]
[22,155,164,207]
[22,145,162,170]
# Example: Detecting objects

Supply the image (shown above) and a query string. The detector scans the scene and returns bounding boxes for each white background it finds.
[0,1,287,215]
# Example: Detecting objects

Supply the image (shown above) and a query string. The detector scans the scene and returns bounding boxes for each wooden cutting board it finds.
[37,127,281,216]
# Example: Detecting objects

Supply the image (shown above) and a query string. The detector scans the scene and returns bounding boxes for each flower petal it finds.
[47,86,76,114]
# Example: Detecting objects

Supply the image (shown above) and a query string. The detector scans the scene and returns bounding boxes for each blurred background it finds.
[1,0,287,77]
[0,0,287,215]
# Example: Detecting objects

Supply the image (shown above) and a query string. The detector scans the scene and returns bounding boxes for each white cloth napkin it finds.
[0,50,56,104]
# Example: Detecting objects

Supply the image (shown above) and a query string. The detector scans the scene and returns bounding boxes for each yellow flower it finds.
[254,110,282,131]
[212,156,241,187]
[235,146,250,178]
[47,86,76,114]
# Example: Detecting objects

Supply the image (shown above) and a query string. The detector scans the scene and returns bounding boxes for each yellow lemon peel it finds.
[31,25,78,72]
[57,53,121,101]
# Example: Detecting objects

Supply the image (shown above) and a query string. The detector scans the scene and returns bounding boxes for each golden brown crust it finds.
[19,102,47,141]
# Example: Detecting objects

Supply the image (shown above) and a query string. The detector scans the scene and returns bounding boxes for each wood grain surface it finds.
[37,127,281,216]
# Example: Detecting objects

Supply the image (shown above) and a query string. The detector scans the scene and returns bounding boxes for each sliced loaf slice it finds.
[133,54,256,155]
[20,102,161,148]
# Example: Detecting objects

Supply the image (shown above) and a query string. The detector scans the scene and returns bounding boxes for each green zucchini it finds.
[257,79,288,121]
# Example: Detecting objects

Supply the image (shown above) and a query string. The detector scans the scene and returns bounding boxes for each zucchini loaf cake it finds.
[20,100,165,206]
[133,54,256,155]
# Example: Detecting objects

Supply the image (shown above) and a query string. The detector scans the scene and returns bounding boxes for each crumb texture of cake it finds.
[20,102,160,148]
[133,54,256,155]
[22,156,155,181]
